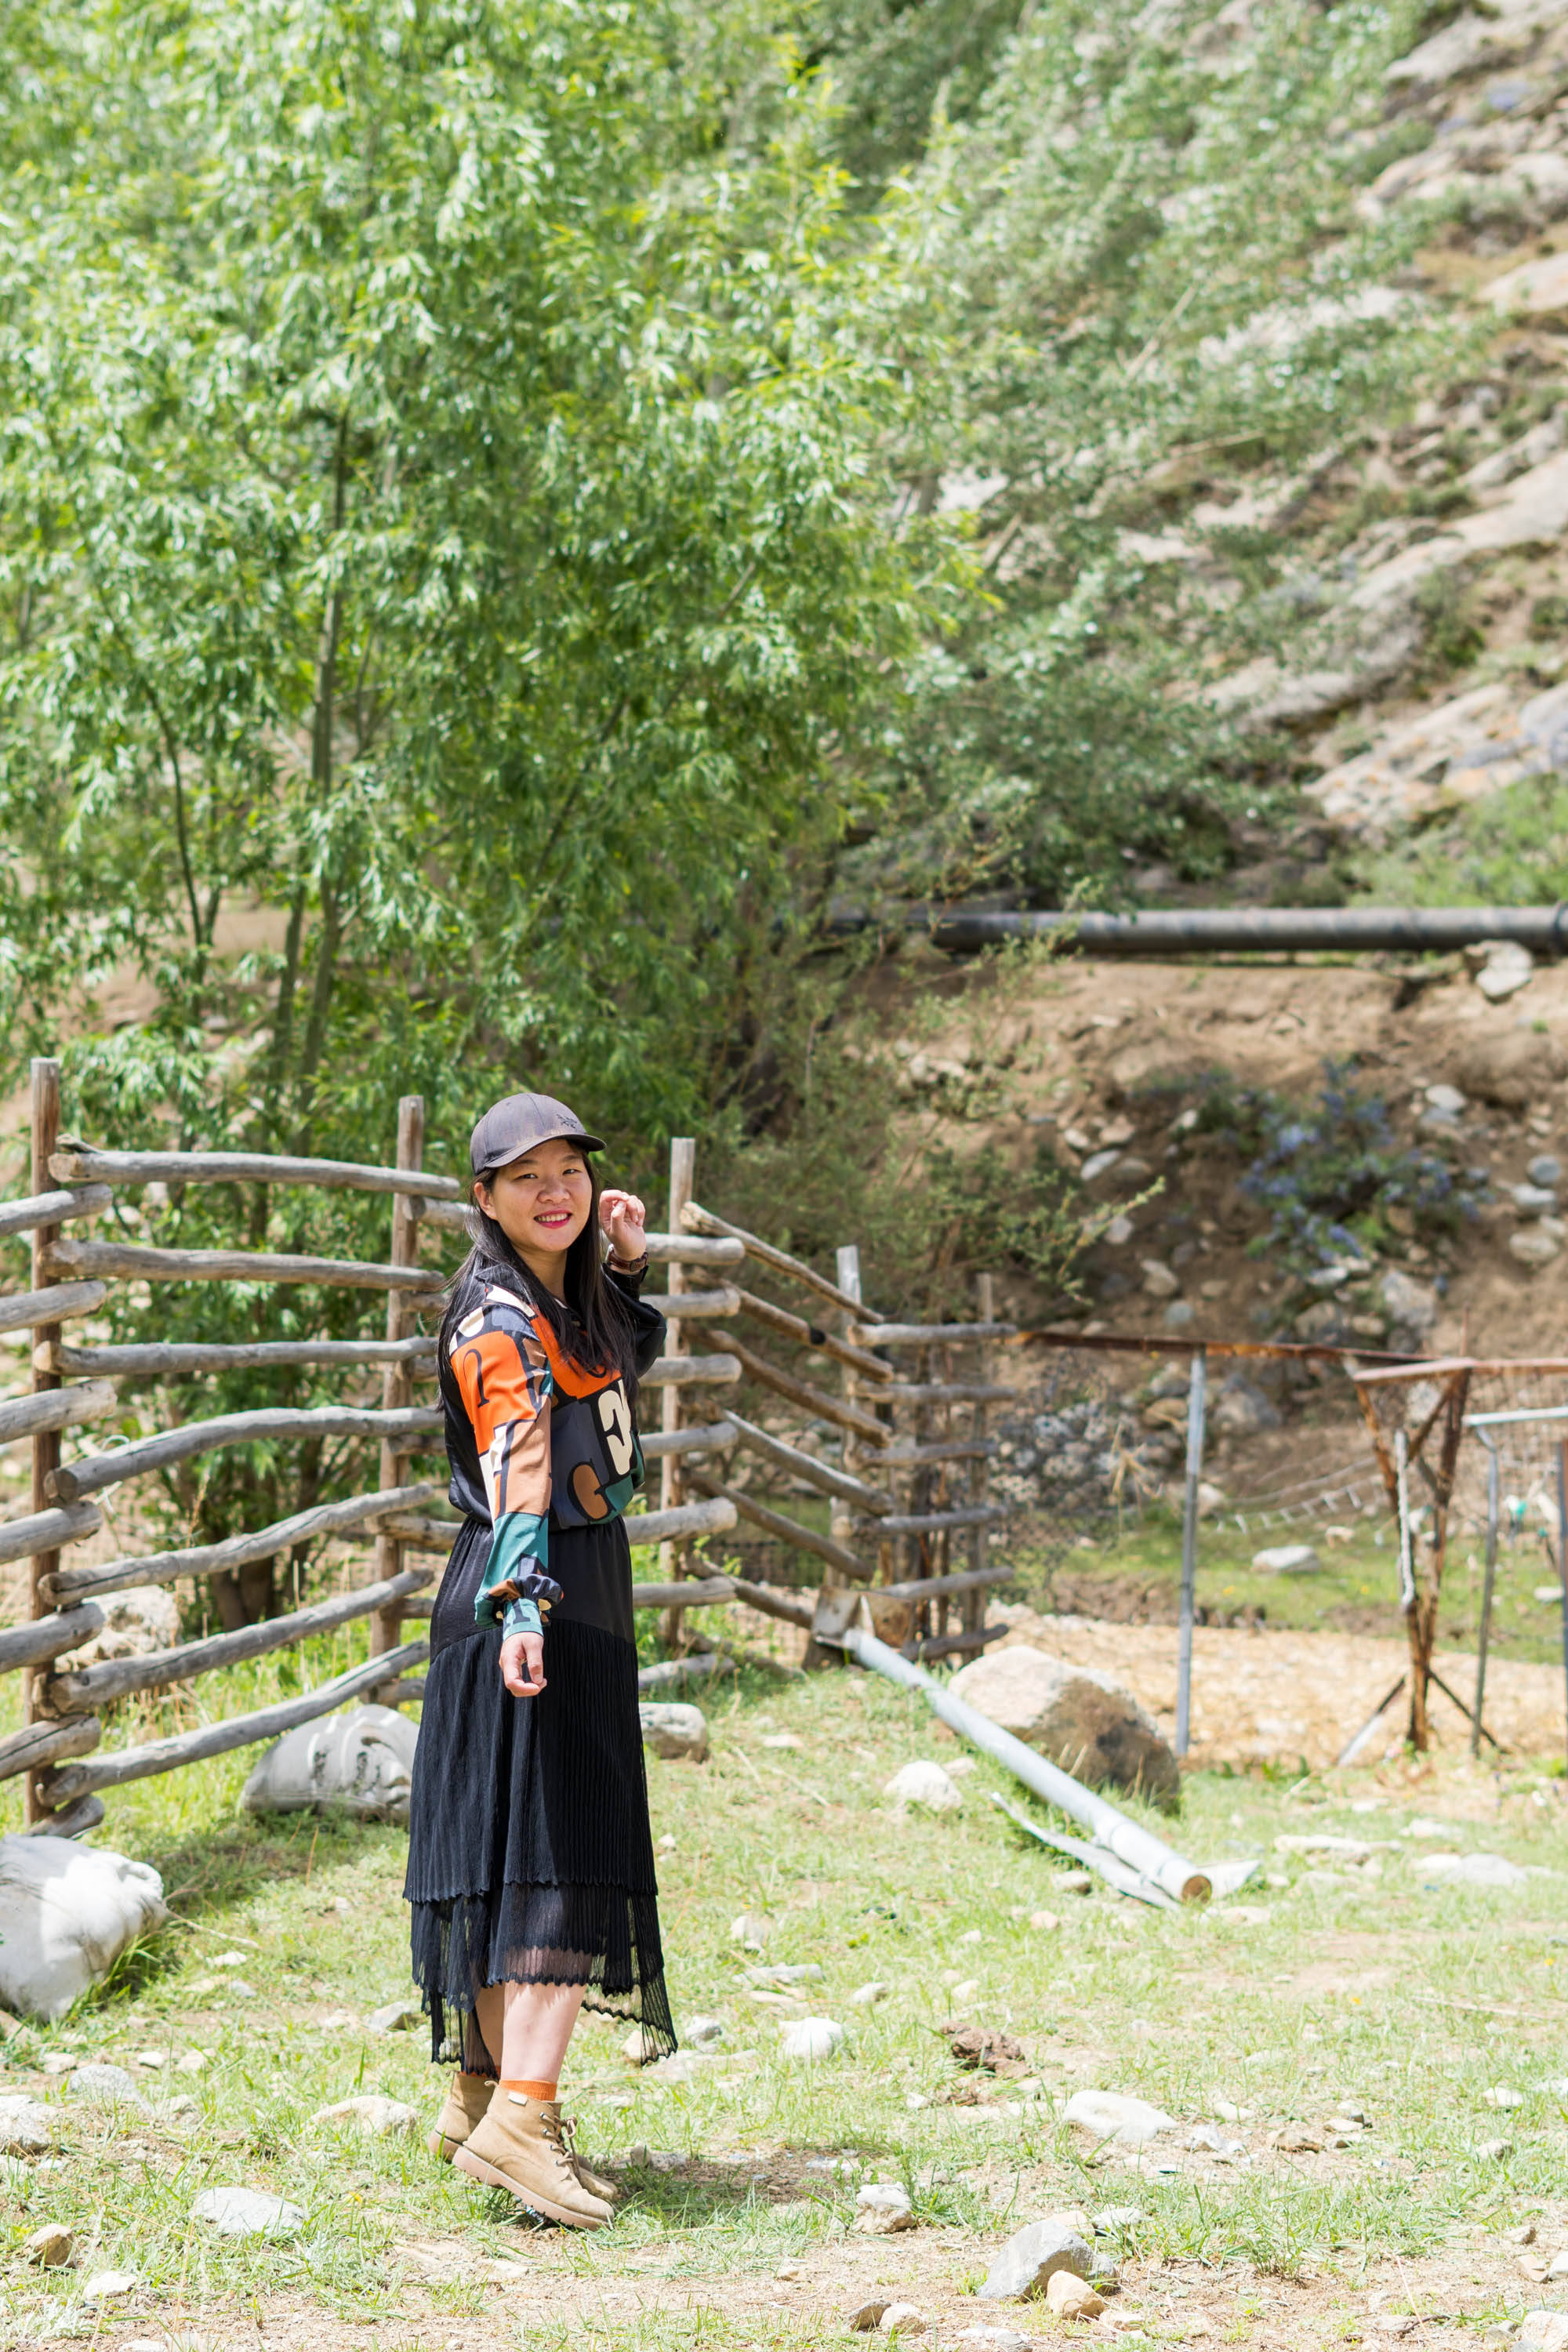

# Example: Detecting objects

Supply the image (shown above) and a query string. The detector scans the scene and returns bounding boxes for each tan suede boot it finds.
[454,2091,613,2228]
[427,2070,494,2161]
[548,2102,620,2205]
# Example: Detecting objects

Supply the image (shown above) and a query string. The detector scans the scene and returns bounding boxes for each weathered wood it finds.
[884,1438,997,1468]
[859,1503,1005,1537]
[42,1640,430,1800]
[372,1099,426,1672]
[0,1715,102,1785]
[0,1280,109,1338]
[379,1677,427,1708]
[45,1567,433,1712]
[0,1381,118,1450]
[0,1185,113,1239]
[408,1196,471,1233]
[909,1624,1007,1661]
[728,1576,818,1630]
[0,1503,101,1571]
[659,1138,696,1616]
[624,1497,738,1548]
[0,1602,104,1673]
[682,1203,885,1322]
[685,1467,869,1581]
[49,1145,463,1200]
[882,1563,1014,1602]
[643,1352,741,1388]
[631,1575,736,1609]
[725,1410,892,1513]
[641,1420,738,1461]
[848,1320,1018,1346]
[399,1595,434,1619]
[726,1336,892,1445]
[639,1287,740,1320]
[375,1515,461,1550]
[734,1290,893,1382]
[883,1380,1018,1404]
[645,1232,743,1268]
[45,1337,439,1377]
[27,1056,62,1830]
[43,1237,447,1294]
[21,1794,105,1839]
[46,1406,444,1504]
[46,1481,437,1602]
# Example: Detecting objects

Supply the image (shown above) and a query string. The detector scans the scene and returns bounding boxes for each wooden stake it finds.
[963,1273,996,1647]
[659,1138,695,1647]
[27,1058,61,1828]
[372,1098,425,1677]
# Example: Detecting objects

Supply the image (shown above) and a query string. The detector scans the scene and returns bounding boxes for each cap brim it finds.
[475,1127,604,1177]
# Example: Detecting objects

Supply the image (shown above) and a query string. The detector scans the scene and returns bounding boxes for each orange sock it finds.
[501,2076,557,2101]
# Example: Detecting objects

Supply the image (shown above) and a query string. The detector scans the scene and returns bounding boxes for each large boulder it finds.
[55,1585,179,1672]
[241,1704,418,1821]
[949,1646,1180,1810]
[0,1836,167,2021]
[1454,1029,1567,1110]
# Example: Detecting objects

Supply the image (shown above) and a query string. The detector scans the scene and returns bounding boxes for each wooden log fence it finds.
[0,1105,1011,1835]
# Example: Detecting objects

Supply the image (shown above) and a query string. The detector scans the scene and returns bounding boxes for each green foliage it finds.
[1357,773,1568,909]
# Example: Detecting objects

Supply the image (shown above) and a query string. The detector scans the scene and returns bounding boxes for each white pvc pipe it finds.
[840,1625,1211,1904]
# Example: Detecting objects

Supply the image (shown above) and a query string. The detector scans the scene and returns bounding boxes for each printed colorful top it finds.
[439,1259,662,1642]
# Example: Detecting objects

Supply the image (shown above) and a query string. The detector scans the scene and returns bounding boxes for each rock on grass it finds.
[978,2218,1093,2300]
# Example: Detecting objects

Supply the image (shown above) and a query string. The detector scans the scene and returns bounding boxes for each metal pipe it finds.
[1473,1431,1500,1762]
[848,904,1568,958]
[1395,1429,1416,1613]
[1175,1348,1207,1759]
[836,1624,1210,1904]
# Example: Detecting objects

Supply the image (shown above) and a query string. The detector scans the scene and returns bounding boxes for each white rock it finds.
[949,1646,1178,1807]
[1518,2314,1568,2352]
[1251,1544,1319,1575]
[192,2186,306,2238]
[639,1702,709,1762]
[878,2307,927,2336]
[365,1998,421,2034]
[883,1761,963,1813]
[779,2018,844,2062]
[177,2049,207,2073]
[1379,1269,1439,1338]
[1064,2089,1177,2146]
[855,2181,915,2234]
[1479,945,1535,1001]
[310,2095,417,2138]
[621,2026,651,2065]
[56,1585,178,1670]
[1483,2085,1524,2110]
[683,2015,724,2048]
[1426,1083,1466,1116]
[0,2095,55,2153]
[850,1981,891,2006]
[1139,1260,1180,1298]
[0,1837,166,2022]
[954,2332,1031,2352]
[1417,1852,1528,1886]
[1512,1227,1563,1265]
[64,2063,148,2110]
[978,2217,1094,2299]
[82,2270,139,2300]
[241,1704,418,1823]
[730,1911,771,1949]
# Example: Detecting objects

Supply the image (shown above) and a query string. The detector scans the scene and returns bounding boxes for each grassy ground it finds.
[9,1648,1568,2350]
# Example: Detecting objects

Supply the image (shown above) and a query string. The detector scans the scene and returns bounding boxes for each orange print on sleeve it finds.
[452,1324,554,1526]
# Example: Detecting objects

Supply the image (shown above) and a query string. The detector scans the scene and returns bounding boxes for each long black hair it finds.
[439,1153,642,1403]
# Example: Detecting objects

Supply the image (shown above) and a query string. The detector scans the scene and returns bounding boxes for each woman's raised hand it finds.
[599,1188,648,1265]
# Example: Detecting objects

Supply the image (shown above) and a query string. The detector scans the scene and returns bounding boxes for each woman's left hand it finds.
[600,1188,648,1265]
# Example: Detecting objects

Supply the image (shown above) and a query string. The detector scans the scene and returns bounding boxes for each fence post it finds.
[962,1271,996,1647]
[659,1138,695,1651]
[26,1058,62,1825]
[1558,1439,1568,1777]
[1473,1431,1500,1762]
[372,1096,424,1683]
[1174,1345,1207,1760]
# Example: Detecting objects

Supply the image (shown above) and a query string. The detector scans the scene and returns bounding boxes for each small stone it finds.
[779,2018,843,2062]
[1058,1870,1094,1896]
[878,2304,927,2336]
[855,2181,915,2234]
[310,2095,418,2138]
[1139,1260,1180,1298]
[1274,2123,1325,2153]
[365,1998,421,2034]
[761,1733,802,1750]
[1426,1084,1466,1116]
[1478,2138,1515,2161]
[1507,2223,1539,2246]
[949,1977,978,2005]
[24,2223,73,2267]
[133,2049,166,2069]
[0,2094,55,2152]
[1530,1155,1563,1188]
[851,2302,891,2332]
[192,2186,306,2238]
[1093,2205,1146,2233]
[850,1981,890,2006]
[1478,945,1534,1001]
[1483,2086,1525,2111]
[1517,2314,1568,2351]
[177,2049,207,2073]
[1251,1544,1320,1575]
[1063,2089,1175,2146]
[884,1761,963,1813]
[730,1911,772,1949]
[64,2063,147,2110]
[640,1702,708,1762]
[955,2332,1031,2352]
[978,2217,1093,2300]
[683,2016,724,2048]
[1514,1184,1559,1217]
[1029,1910,1061,1932]
[1046,2274,1105,2319]
[1418,1851,1527,1887]
[1547,2251,1568,2281]
[1163,1300,1196,1330]
[1512,1228,1562,1265]
[82,2270,139,2301]
[318,2009,358,2031]
[211,1952,249,1967]
[224,1979,258,1998]
[622,2026,651,2065]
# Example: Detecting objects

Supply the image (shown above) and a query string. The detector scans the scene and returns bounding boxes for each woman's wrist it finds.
[608,1247,648,1276]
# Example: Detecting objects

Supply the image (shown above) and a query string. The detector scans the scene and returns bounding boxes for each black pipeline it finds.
[839,904,1568,957]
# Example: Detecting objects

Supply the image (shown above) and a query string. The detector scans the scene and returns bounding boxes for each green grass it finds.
[10,1652,1568,2346]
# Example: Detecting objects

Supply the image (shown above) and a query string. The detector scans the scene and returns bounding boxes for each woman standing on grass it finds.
[405,1091,672,2230]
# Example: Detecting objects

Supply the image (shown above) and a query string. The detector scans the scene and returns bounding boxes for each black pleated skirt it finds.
[404,1514,674,2071]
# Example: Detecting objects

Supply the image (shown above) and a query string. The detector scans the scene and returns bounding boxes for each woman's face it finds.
[474,1138,593,1268]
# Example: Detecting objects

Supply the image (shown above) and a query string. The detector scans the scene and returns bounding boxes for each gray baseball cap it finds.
[470,1091,604,1179]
